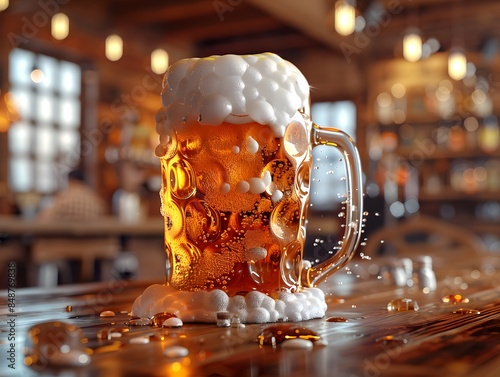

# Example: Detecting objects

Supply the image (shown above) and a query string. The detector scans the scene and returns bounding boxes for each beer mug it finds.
[155,53,363,296]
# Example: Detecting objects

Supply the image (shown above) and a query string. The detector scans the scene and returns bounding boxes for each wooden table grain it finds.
[1,254,499,377]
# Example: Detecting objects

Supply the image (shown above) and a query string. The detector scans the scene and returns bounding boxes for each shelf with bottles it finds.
[418,156,500,200]
[372,115,500,161]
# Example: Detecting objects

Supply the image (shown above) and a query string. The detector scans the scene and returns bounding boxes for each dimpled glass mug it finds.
[155,53,363,296]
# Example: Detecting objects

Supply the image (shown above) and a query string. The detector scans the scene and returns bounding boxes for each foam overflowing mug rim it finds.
[155,52,310,157]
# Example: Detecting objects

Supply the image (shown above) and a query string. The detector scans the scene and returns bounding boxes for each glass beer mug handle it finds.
[303,124,364,287]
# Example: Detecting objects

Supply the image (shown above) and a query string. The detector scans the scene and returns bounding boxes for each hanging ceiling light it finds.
[151,48,169,75]
[403,31,422,62]
[448,49,467,80]
[0,0,8,12]
[335,0,356,36]
[51,13,69,40]
[105,34,123,61]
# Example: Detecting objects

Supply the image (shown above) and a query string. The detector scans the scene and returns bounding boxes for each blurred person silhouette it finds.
[35,169,117,285]
[38,169,108,221]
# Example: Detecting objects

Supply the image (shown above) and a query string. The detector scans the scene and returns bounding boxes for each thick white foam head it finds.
[131,285,326,324]
[156,53,310,156]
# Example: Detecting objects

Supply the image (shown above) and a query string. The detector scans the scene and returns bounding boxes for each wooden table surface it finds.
[1,254,499,377]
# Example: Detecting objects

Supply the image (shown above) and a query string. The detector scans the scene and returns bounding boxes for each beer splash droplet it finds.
[150,312,178,327]
[256,324,320,346]
[281,338,314,350]
[164,346,190,358]
[453,308,481,315]
[163,317,184,328]
[386,298,419,312]
[375,335,408,345]
[129,336,150,344]
[100,310,116,317]
[326,317,349,322]
[442,294,470,304]
[24,321,91,368]
[125,317,151,326]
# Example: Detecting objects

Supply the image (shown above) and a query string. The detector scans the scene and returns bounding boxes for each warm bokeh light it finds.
[151,48,169,74]
[403,32,422,62]
[0,0,8,12]
[105,34,123,61]
[30,68,44,83]
[391,83,406,98]
[448,50,467,80]
[335,1,356,36]
[51,13,69,40]
[376,92,392,107]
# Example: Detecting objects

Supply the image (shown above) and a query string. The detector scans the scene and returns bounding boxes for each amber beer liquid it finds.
[160,118,313,295]
[155,53,363,297]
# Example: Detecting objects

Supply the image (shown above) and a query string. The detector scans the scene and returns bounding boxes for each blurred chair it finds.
[363,214,486,263]
[32,236,120,286]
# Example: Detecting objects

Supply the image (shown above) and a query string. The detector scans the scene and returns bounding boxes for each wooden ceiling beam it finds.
[246,0,346,54]
[112,0,216,25]
[165,16,282,42]
[197,32,318,56]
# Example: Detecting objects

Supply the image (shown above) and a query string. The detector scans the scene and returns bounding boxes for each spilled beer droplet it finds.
[256,324,320,346]
[110,327,130,338]
[453,308,481,315]
[442,294,469,304]
[150,312,178,327]
[281,338,314,350]
[97,329,111,340]
[386,298,419,312]
[326,317,349,323]
[100,310,116,318]
[24,321,91,368]
[125,317,151,326]
[375,335,408,345]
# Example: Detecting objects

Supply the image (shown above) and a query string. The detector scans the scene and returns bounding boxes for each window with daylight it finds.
[8,48,82,194]
[310,101,357,209]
